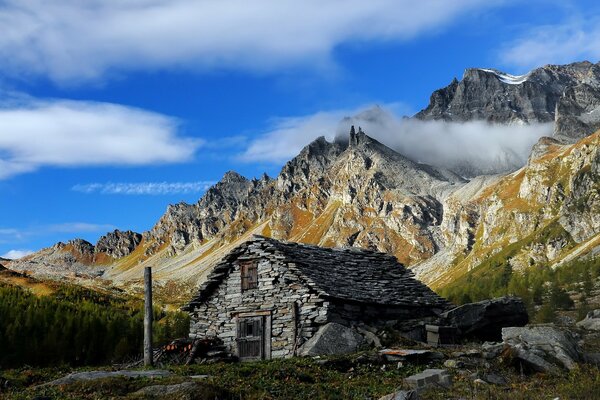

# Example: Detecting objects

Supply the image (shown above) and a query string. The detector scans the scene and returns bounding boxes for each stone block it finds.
[426,325,458,346]
[404,369,452,391]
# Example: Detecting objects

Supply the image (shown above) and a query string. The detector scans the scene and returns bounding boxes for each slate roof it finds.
[183,235,450,311]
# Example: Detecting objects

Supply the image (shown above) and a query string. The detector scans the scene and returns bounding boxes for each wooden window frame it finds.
[240,261,258,291]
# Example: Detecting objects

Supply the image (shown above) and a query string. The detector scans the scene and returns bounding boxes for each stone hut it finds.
[183,236,449,360]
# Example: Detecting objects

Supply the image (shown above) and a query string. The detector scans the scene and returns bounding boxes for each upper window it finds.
[240,261,258,291]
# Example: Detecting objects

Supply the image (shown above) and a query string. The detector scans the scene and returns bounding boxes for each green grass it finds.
[1,355,600,399]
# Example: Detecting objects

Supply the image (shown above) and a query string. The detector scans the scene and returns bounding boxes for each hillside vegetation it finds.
[0,273,189,368]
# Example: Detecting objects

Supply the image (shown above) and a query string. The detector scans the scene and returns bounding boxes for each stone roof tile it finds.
[183,235,450,310]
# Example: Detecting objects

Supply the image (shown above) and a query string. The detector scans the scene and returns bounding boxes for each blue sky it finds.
[1,0,600,258]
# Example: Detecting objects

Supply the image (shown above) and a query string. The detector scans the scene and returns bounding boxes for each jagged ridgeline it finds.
[7,61,600,300]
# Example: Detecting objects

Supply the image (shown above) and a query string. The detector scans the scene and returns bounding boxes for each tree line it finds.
[440,256,600,322]
[0,282,189,368]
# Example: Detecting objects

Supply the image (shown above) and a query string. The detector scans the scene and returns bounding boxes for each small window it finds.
[240,261,258,291]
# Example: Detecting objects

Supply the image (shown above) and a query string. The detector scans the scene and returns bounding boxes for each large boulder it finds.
[576,309,600,331]
[441,296,528,341]
[501,325,583,373]
[299,323,365,356]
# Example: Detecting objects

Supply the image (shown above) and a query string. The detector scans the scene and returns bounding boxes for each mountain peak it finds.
[348,125,369,147]
[416,61,600,126]
[221,170,248,184]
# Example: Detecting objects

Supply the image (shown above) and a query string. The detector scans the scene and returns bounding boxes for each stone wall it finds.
[189,244,329,358]
[328,300,441,326]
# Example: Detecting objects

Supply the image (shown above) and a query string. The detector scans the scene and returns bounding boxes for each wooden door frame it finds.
[235,311,272,361]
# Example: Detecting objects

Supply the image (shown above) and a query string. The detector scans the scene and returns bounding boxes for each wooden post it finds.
[144,267,153,366]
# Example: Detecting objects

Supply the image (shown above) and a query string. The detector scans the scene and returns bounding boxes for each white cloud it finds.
[240,106,553,176]
[240,110,353,163]
[0,97,202,179]
[500,18,600,70]
[72,181,215,195]
[0,0,506,82]
[1,249,34,259]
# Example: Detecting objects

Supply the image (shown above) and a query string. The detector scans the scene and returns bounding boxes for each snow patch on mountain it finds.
[479,68,531,85]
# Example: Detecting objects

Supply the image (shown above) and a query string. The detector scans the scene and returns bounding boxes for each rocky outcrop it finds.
[577,309,600,331]
[143,171,274,254]
[96,230,142,258]
[501,326,583,373]
[441,297,529,341]
[555,83,600,141]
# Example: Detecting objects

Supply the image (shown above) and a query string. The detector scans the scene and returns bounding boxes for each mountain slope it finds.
[413,131,600,289]
[9,129,465,289]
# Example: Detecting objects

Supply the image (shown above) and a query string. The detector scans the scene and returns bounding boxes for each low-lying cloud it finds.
[240,106,553,176]
[72,181,215,195]
[239,111,350,163]
[0,0,506,83]
[0,97,201,179]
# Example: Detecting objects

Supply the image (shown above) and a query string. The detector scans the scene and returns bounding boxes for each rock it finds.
[404,369,452,391]
[481,342,505,359]
[576,309,600,331]
[95,229,142,258]
[356,326,383,348]
[556,315,575,326]
[379,349,445,363]
[299,323,365,356]
[473,378,487,385]
[378,389,419,400]
[42,370,171,386]
[441,296,529,341]
[584,352,600,366]
[502,325,583,373]
[483,373,507,385]
[443,359,465,369]
[189,375,210,379]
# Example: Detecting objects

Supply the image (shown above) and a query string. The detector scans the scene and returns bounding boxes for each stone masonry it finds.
[184,236,449,359]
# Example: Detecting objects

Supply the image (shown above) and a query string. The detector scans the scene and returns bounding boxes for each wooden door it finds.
[237,316,263,360]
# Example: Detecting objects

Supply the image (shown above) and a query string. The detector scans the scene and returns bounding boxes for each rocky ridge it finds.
[8,230,143,279]
[416,61,600,141]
